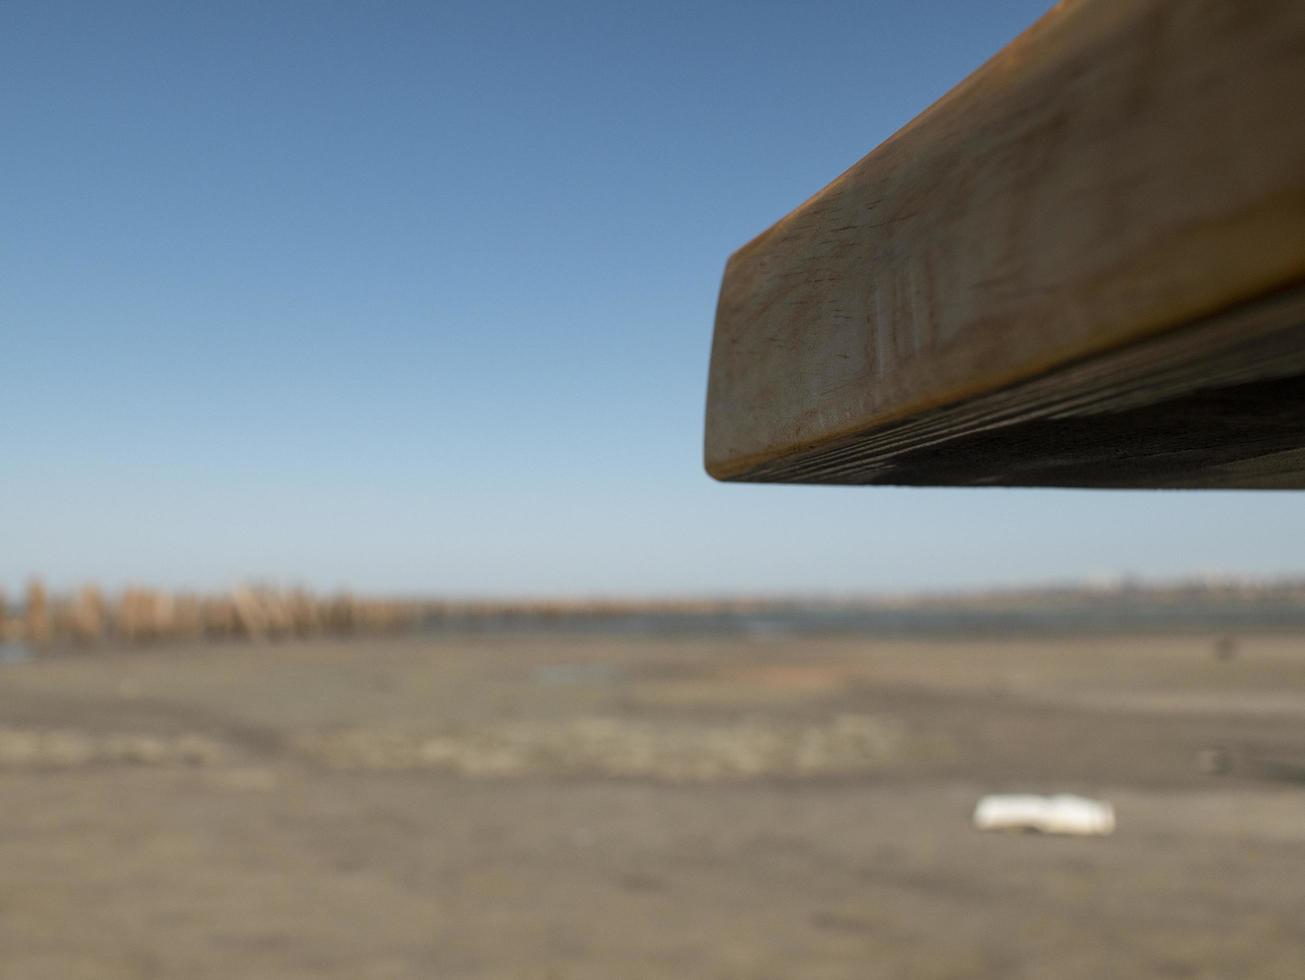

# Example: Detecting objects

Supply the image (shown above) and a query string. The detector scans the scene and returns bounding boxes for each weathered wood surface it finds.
[705,0,1305,488]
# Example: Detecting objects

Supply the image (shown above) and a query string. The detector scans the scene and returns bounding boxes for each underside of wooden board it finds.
[739,285,1305,488]
[704,0,1305,489]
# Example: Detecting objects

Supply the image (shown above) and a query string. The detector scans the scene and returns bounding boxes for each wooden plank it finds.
[705,0,1305,488]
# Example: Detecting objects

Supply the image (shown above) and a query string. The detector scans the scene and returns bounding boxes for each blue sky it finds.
[4,0,1304,597]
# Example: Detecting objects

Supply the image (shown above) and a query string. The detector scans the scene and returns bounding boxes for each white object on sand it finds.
[973,794,1116,836]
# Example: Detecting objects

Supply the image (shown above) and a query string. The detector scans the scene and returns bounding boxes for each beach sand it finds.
[1,630,1303,978]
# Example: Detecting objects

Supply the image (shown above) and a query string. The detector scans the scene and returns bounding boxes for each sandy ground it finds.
[0,630,1303,979]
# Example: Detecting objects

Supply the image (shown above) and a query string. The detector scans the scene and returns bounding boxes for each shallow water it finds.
[423,597,1305,639]
[0,643,33,665]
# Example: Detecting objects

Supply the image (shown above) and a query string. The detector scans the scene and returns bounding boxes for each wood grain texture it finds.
[705,0,1305,488]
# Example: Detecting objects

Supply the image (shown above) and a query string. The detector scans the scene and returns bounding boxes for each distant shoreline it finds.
[5,576,1305,652]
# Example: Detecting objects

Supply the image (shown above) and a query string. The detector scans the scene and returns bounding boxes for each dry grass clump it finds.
[23,579,50,647]
[4,577,817,653]
[7,577,436,650]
